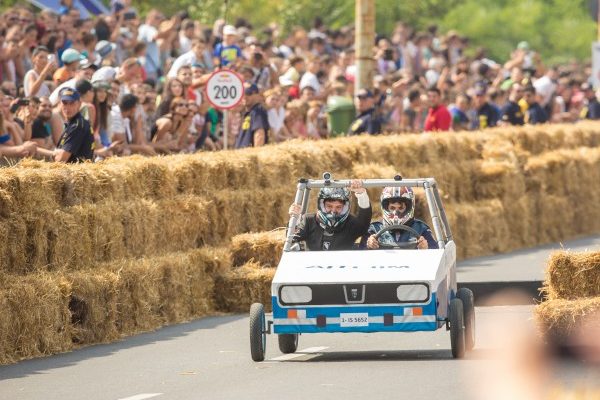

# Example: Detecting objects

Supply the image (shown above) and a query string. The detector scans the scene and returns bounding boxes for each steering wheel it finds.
[373,224,420,249]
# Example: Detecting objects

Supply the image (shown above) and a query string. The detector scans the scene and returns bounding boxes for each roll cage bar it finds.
[283,173,453,252]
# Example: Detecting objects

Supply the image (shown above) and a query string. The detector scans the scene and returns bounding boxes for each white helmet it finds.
[380,186,414,226]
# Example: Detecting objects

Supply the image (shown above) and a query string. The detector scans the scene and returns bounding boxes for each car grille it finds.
[278,283,430,305]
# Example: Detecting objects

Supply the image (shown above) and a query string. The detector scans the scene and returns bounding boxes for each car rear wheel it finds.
[249,303,266,362]
[449,298,466,359]
[457,287,475,351]
[278,334,298,354]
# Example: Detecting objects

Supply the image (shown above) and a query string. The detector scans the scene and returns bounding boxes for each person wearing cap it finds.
[472,86,499,130]
[94,40,117,67]
[53,48,85,85]
[581,83,600,120]
[24,46,56,98]
[55,87,94,162]
[348,88,382,135]
[213,25,243,68]
[235,83,269,149]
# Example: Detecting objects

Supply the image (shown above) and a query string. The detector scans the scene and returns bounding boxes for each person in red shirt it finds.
[424,87,451,132]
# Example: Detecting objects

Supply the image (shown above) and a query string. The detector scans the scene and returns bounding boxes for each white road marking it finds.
[266,346,329,362]
[117,394,163,400]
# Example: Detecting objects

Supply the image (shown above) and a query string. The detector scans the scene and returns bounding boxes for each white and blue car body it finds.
[272,244,456,334]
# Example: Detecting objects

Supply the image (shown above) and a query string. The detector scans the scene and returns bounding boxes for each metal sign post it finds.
[223,110,229,150]
[204,69,244,150]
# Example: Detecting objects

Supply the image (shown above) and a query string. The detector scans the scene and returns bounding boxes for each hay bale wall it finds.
[0,247,228,364]
[535,250,600,344]
[3,122,600,363]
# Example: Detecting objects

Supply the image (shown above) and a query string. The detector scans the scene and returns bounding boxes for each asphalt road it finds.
[0,235,599,400]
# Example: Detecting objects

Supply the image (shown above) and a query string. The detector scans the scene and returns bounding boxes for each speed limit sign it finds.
[205,69,245,110]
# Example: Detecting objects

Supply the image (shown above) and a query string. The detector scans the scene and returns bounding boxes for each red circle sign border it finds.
[204,68,245,110]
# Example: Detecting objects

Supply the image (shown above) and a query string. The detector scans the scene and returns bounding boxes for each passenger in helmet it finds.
[289,179,372,251]
[362,186,438,250]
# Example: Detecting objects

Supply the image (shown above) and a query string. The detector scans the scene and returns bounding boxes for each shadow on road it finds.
[0,314,244,381]
[284,348,497,363]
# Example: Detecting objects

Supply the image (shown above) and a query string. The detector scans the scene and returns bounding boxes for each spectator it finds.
[24,46,56,98]
[500,83,525,126]
[449,93,470,131]
[54,48,84,85]
[400,88,423,132]
[168,38,210,78]
[299,56,322,95]
[92,80,112,147]
[137,10,177,80]
[348,88,382,135]
[424,87,451,132]
[156,78,184,117]
[523,86,548,125]
[110,93,155,156]
[151,97,192,152]
[235,83,268,148]
[213,25,243,68]
[55,87,94,162]
[29,96,54,149]
[581,83,600,120]
[472,86,499,129]
[265,88,290,142]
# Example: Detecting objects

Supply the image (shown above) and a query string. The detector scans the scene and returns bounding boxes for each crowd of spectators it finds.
[0,1,599,162]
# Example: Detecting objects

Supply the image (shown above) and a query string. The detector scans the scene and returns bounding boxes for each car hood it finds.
[272,249,447,285]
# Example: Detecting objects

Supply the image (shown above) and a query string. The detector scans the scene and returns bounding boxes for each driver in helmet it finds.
[363,186,438,250]
[289,179,372,251]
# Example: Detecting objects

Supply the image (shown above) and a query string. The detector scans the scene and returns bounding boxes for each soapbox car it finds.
[249,174,475,361]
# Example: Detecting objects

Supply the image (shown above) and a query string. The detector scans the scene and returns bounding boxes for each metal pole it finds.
[355,0,375,95]
[223,110,229,150]
[597,0,600,41]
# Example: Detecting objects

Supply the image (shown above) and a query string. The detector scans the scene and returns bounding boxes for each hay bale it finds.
[534,297,600,342]
[543,251,600,300]
[214,262,275,313]
[445,199,509,259]
[231,230,285,267]
[0,273,71,364]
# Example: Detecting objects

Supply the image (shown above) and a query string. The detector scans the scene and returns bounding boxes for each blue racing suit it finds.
[360,219,439,249]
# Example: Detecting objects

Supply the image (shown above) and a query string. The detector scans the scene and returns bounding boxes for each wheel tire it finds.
[278,334,298,354]
[249,303,266,362]
[449,298,466,359]
[457,287,476,351]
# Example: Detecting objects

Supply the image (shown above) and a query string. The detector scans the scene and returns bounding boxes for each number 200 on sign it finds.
[213,85,237,99]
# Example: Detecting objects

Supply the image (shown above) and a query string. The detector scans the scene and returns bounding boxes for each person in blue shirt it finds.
[523,85,548,124]
[449,93,470,131]
[213,25,243,68]
[500,83,525,126]
[348,88,382,135]
[235,83,269,148]
[362,186,438,250]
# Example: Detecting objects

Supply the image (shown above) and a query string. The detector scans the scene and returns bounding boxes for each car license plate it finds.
[339,313,369,327]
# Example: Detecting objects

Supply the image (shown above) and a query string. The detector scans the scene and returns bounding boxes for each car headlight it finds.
[280,285,312,305]
[396,284,429,302]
